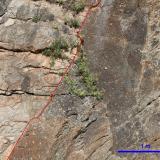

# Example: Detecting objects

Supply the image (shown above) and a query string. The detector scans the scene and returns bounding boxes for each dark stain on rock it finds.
[124,10,147,45]
[21,75,30,92]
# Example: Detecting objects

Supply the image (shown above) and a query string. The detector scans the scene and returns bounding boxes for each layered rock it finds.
[0,0,78,159]
[1,0,159,159]
[0,0,75,52]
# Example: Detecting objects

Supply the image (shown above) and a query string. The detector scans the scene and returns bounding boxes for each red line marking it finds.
[6,1,101,159]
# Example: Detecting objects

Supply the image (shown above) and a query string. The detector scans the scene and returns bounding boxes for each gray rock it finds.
[0,0,73,52]
[84,0,160,159]
[0,0,11,16]
[0,21,59,52]
[1,0,159,159]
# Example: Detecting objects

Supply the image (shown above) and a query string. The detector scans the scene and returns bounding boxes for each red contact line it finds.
[6,1,101,159]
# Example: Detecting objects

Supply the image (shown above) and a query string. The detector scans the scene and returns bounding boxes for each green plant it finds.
[65,18,80,28]
[42,48,52,57]
[77,54,103,100]
[71,1,85,14]
[65,76,87,98]
[56,0,65,5]
[43,38,69,57]
[69,38,79,49]
[52,38,69,58]
[42,37,69,66]
[65,54,103,100]
[51,55,56,67]
[32,15,41,23]
[51,38,69,51]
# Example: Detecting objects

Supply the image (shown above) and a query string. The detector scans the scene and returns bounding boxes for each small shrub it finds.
[65,54,103,100]
[55,0,65,5]
[51,56,56,67]
[71,1,85,14]
[43,38,69,58]
[54,48,62,59]
[42,37,69,66]
[70,39,79,49]
[52,38,69,58]
[51,38,69,51]
[77,54,103,100]
[77,55,88,74]
[32,15,41,23]
[42,48,52,57]
[65,77,87,98]
[65,18,80,28]
[73,88,87,98]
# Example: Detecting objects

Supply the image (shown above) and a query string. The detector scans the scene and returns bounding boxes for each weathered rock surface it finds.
[9,96,114,160]
[0,0,79,159]
[84,0,160,159]
[0,48,72,159]
[0,0,75,52]
[0,0,160,160]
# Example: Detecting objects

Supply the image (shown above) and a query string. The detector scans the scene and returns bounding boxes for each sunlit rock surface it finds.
[84,0,160,159]
[0,0,160,160]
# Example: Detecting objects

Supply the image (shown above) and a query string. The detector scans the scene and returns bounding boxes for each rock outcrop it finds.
[0,0,159,160]
[0,0,78,159]
[0,0,76,52]
[84,0,160,159]
[0,0,115,160]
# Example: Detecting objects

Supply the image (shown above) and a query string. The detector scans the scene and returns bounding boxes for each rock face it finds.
[0,0,75,52]
[0,0,159,160]
[0,0,115,160]
[84,0,160,159]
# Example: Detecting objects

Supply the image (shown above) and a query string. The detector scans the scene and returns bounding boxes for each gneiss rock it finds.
[0,21,58,52]
[0,0,73,52]
[1,0,159,160]
[0,0,11,16]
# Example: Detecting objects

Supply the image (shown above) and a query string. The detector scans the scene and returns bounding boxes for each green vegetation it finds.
[52,0,85,14]
[65,54,103,100]
[65,77,87,98]
[65,18,80,29]
[50,55,56,66]
[70,39,79,49]
[51,38,69,58]
[55,0,65,5]
[32,15,41,23]
[42,38,69,66]
[71,0,85,14]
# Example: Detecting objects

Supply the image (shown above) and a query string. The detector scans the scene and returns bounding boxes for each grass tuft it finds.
[65,18,80,28]
[71,0,85,14]
[42,37,69,66]
[43,38,69,57]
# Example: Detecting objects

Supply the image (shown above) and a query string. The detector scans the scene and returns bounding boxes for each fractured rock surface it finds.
[0,0,115,160]
[0,0,160,160]
[0,0,78,159]
[0,49,71,159]
[84,0,160,159]
[0,0,75,52]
